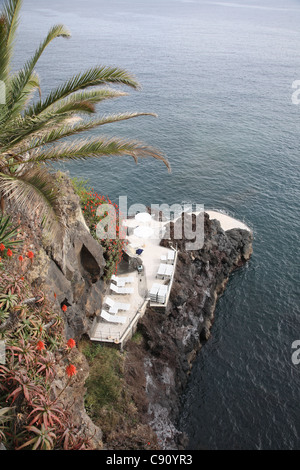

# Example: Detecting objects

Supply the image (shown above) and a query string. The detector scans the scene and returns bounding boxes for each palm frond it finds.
[10,70,41,116]
[0,168,62,232]
[0,0,22,81]
[0,111,72,149]
[24,66,140,117]
[40,88,128,116]
[8,112,158,156]
[7,24,71,114]
[25,136,170,170]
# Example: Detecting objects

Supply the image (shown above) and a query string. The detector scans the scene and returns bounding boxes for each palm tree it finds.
[0,0,170,232]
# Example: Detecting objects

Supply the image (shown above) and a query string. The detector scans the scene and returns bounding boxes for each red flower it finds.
[7,248,13,257]
[36,340,45,351]
[67,338,76,349]
[66,364,77,377]
[18,255,24,263]
[61,304,67,312]
[27,251,34,259]
[0,243,5,251]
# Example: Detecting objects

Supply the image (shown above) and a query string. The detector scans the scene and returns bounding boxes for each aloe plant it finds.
[0,213,21,248]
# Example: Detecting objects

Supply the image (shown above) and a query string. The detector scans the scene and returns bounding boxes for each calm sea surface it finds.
[10,0,300,449]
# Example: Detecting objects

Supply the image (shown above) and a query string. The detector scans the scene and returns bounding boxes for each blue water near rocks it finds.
[11,0,300,449]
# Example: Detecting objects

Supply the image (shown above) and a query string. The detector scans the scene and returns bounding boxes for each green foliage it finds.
[71,178,126,280]
[0,214,21,249]
[81,341,123,411]
[0,406,14,443]
[80,339,142,444]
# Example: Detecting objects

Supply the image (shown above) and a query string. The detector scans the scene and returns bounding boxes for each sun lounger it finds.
[156,263,168,279]
[165,265,174,277]
[157,284,168,304]
[149,283,160,302]
[105,297,115,309]
[167,250,175,263]
[110,283,133,295]
[110,283,119,293]
[100,310,127,324]
[111,275,134,286]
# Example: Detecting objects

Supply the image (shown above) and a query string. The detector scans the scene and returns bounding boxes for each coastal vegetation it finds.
[0,237,94,449]
[79,340,133,444]
[0,0,169,450]
[72,177,126,280]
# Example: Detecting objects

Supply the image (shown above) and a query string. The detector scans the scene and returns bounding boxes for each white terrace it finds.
[89,212,177,348]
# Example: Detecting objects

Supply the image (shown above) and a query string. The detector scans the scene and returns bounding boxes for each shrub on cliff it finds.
[72,177,126,280]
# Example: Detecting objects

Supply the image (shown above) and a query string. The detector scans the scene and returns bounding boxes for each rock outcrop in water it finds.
[124,213,253,449]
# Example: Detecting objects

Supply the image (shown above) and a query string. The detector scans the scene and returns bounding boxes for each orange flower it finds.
[67,338,76,349]
[27,251,34,259]
[0,243,5,251]
[7,248,12,257]
[18,255,24,263]
[36,340,45,351]
[66,364,77,377]
[61,304,67,312]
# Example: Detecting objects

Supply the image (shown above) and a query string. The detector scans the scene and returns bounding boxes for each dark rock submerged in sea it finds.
[124,213,253,450]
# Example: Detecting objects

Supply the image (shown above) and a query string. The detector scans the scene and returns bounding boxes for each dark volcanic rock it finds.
[125,212,253,449]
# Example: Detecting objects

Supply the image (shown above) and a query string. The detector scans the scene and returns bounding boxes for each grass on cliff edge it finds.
[79,339,139,442]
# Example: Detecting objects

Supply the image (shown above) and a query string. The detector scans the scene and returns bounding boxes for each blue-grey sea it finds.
[10,0,300,449]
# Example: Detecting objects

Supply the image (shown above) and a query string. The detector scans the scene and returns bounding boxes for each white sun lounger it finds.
[156,263,168,279]
[105,297,115,309]
[157,284,168,304]
[165,265,174,277]
[110,283,133,295]
[100,310,127,324]
[149,283,161,302]
[105,297,130,314]
[167,250,175,263]
[111,275,134,286]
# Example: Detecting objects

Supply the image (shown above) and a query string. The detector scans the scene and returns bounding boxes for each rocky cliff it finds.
[124,213,253,449]
[21,173,106,340]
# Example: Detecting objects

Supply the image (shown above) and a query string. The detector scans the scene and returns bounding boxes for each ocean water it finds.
[10,0,300,449]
